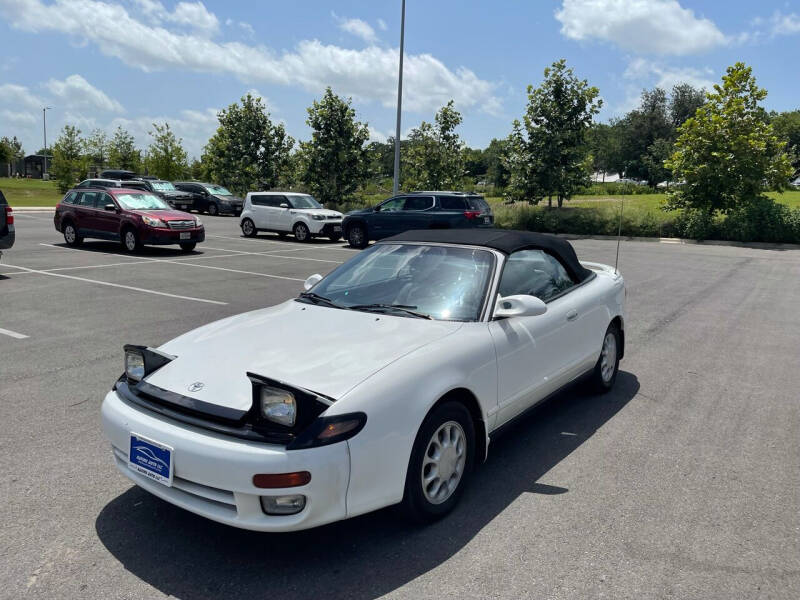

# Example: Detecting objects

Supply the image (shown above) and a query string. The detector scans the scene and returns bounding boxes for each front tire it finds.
[347,223,368,249]
[121,228,141,253]
[207,202,219,216]
[589,323,621,393]
[63,222,83,247]
[293,222,311,242]
[179,242,196,252]
[241,218,257,237]
[401,401,475,523]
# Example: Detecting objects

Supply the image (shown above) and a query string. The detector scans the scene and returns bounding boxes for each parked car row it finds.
[238,190,495,246]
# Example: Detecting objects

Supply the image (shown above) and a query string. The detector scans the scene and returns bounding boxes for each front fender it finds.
[330,322,497,517]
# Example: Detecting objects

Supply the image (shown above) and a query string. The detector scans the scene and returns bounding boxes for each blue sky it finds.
[1,0,799,159]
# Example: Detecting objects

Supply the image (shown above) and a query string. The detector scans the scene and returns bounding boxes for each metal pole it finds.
[392,0,405,196]
[43,108,47,179]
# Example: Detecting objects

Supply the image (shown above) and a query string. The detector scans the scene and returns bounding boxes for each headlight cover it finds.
[141,215,166,228]
[259,386,296,427]
[194,216,203,226]
[124,344,175,383]
[311,214,325,220]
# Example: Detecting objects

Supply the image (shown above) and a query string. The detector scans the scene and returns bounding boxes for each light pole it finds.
[42,106,52,179]
[392,0,406,196]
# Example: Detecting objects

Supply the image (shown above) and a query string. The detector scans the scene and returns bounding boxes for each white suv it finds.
[240,192,344,242]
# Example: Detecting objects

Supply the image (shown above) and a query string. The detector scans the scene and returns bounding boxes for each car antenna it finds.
[614,179,625,274]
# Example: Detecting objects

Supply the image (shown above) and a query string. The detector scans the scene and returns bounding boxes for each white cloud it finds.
[1,109,37,126]
[0,0,499,115]
[333,13,378,44]
[132,0,219,35]
[109,107,220,157]
[45,74,125,113]
[555,0,726,55]
[767,11,800,36]
[0,82,44,110]
[377,18,387,31]
[624,58,716,91]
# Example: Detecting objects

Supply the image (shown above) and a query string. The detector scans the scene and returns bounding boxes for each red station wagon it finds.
[54,188,205,252]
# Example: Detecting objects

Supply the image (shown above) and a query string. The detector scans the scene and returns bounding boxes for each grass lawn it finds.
[0,178,62,207]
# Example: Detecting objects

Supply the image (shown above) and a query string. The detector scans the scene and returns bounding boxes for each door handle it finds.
[566,309,578,322]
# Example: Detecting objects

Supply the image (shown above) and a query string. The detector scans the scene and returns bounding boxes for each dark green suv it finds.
[0,190,15,261]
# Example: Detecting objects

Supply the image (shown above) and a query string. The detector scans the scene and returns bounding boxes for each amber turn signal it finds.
[253,471,311,489]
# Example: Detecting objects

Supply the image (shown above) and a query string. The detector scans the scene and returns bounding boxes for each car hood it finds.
[212,194,243,204]
[135,208,197,221]
[295,208,342,217]
[346,207,374,216]
[146,300,462,411]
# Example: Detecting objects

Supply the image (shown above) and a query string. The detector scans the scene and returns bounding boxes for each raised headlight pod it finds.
[259,386,296,427]
[124,348,145,382]
[123,344,175,384]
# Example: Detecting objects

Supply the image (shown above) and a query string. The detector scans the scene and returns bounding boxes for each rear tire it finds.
[588,323,621,393]
[121,227,141,253]
[208,203,219,216]
[62,222,83,247]
[179,242,196,252]
[401,401,475,523]
[293,222,311,242]
[347,223,368,249]
[241,218,257,237]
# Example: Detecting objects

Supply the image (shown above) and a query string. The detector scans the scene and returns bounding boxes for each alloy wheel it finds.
[421,421,467,505]
[295,224,309,242]
[125,231,137,252]
[600,332,617,383]
[64,225,76,244]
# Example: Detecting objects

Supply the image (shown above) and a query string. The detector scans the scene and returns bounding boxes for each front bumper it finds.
[142,228,205,245]
[101,390,350,531]
[309,221,343,235]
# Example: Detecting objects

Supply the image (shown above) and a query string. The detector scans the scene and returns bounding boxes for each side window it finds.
[250,194,267,206]
[78,192,98,207]
[96,193,114,209]
[498,249,575,302]
[76,181,90,189]
[62,192,78,205]
[402,196,434,211]
[377,197,405,212]
[439,196,467,210]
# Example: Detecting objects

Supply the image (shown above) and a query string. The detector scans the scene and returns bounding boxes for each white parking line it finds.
[199,245,343,264]
[0,327,29,339]
[206,234,356,252]
[1,263,228,305]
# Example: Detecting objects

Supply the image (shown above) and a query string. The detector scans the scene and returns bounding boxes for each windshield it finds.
[204,184,232,196]
[288,195,322,209]
[115,193,171,210]
[302,243,494,321]
[151,181,177,191]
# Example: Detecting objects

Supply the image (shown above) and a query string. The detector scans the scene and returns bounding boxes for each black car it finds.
[75,178,194,211]
[99,169,137,180]
[174,182,244,216]
[0,189,14,260]
[342,191,494,248]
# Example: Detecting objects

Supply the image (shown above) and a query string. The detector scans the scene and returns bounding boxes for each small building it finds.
[20,155,53,179]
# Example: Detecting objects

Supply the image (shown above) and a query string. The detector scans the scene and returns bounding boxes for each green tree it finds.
[144,122,188,180]
[298,88,370,206]
[462,147,487,179]
[51,125,87,192]
[642,138,673,186]
[403,100,465,190]
[586,122,624,180]
[1,136,24,173]
[669,83,706,129]
[507,59,601,207]
[618,88,672,181]
[84,129,109,169]
[665,62,794,214]
[107,126,141,172]
[770,110,800,171]
[484,138,511,189]
[202,94,294,195]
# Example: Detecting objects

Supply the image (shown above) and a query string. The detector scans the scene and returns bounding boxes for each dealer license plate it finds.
[333,225,342,232]
[179,232,191,240]
[483,216,490,224]
[128,433,173,486]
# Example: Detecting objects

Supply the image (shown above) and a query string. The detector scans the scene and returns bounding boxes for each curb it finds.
[554,232,800,251]
[11,207,56,212]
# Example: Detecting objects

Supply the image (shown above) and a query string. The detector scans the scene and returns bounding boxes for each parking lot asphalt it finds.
[1,212,798,600]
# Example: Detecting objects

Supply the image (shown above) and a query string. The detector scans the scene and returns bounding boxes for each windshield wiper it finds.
[348,303,432,320]
[298,292,345,309]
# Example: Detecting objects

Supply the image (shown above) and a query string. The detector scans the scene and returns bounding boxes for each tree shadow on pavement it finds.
[95,371,639,600]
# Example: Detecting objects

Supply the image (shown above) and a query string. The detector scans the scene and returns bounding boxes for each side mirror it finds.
[104,203,116,211]
[303,273,323,291]
[493,294,547,319]
[280,203,289,209]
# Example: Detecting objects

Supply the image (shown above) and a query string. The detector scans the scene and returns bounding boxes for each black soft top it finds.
[381,229,593,282]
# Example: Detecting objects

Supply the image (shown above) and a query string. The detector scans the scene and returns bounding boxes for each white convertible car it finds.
[101,229,626,531]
